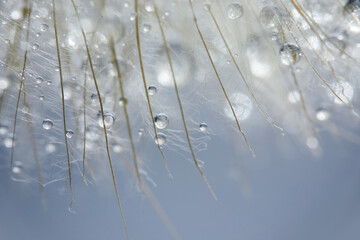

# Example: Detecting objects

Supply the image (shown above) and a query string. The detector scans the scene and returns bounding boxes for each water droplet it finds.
[0,125,9,135]
[138,128,145,136]
[0,77,9,90]
[227,2,244,20]
[199,123,208,132]
[4,137,14,148]
[279,44,301,65]
[148,85,157,95]
[66,130,74,138]
[145,1,155,12]
[344,0,360,32]
[316,109,330,121]
[40,23,49,32]
[154,114,169,129]
[42,119,53,130]
[118,97,128,106]
[143,23,151,33]
[36,76,44,84]
[98,112,115,128]
[260,6,282,29]
[12,162,23,174]
[32,44,39,50]
[154,133,167,146]
[39,95,45,101]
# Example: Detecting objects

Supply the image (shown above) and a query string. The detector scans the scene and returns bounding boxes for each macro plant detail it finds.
[0,0,359,239]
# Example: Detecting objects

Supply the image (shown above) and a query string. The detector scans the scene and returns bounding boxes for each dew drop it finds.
[40,24,49,32]
[154,133,167,146]
[4,137,14,148]
[118,97,128,106]
[32,44,39,50]
[154,114,169,129]
[0,125,9,135]
[36,76,44,84]
[279,44,301,66]
[316,109,330,121]
[42,119,53,130]
[0,77,9,90]
[227,2,244,20]
[199,123,208,132]
[66,130,74,138]
[145,0,155,12]
[148,85,157,95]
[98,112,115,128]
[143,23,151,33]
[12,162,23,174]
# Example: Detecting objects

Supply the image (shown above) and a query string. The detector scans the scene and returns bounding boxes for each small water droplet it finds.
[199,123,208,132]
[316,109,330,121]
[66,130,74,138]
[40,24,49,32]
[154,133,167,146]
[227,2,244,20]
[148,85,157,95]
[32,44,39,50]
[118,97,128,106]
[42,119,53,130]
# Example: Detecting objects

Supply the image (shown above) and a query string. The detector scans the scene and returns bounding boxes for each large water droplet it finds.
[227,3,244,20]
[279,44,301,65]
[154,114,169,129]
[42,119,53,130]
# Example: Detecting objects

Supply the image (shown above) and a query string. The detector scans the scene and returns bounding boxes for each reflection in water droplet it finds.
[199,123,208,132]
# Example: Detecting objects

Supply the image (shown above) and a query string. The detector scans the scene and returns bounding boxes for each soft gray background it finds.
[1,125,360,240]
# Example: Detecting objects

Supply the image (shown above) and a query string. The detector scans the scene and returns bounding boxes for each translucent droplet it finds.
[36,76,44,84]
[224,93,253,121]
[3,137,14,148]
[148,85,157,95]
[143,24,151,33]
[0,77,9,90]
[199,123,208,132]
[98,112,115,128]
[66,130,74,138]
[145,0,155,12]
[40,23,49,32]
[154,114,169,129]
[279,44,301,65]
[154,133,167,146]
[12,162,23,174]
[39,95,45,101]
[0,125,9,135]
[260,6,282,29]
[138,128,145,136]
[316,109,330,121]
[42,119,53,130]
[32,44,39,50]
[227,2,244,20]
[344,0,360,32]
[118,97,128,106]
